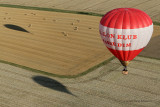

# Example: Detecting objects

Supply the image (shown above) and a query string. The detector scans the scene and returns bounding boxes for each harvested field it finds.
[0,6,113,76]
[0,0,160,22]
[0,6,159,76]
[0,2,160,107]
[1,56,160,107]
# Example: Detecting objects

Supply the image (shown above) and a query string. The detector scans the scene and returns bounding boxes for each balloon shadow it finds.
[32,76,76,96]
[4,24,30,33]
[139,35,160,59]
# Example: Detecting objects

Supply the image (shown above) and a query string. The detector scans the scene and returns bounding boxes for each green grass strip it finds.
[0,4,103,17]
[153,21,160,26]
[0,56,115,78]
[138,55,160,61]
[0,3,160,24]
[0,4,160,25]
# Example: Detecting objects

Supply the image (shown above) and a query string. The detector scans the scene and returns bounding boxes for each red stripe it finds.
[107,47,144,61]
[100,8,152,29]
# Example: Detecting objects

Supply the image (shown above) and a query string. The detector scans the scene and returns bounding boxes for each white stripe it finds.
[99,24,153,51]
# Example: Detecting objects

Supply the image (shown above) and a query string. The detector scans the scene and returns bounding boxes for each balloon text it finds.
[100,32,137,40]
[103,39,131,47]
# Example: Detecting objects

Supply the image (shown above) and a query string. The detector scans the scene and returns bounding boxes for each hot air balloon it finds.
[99,8,153,74]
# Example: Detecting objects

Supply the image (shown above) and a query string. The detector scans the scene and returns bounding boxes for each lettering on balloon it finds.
[99,31,115,38]
[103,40,131,47]
[100,31,138,47]
[100,31,137,40]
[117,35,137,40]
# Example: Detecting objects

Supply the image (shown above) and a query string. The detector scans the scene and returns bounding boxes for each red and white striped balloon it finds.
[99,8,153,61]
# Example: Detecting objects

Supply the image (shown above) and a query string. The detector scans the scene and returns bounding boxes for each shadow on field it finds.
[32,76,76,96]
[139,35,160,59]
[4,24,30,33]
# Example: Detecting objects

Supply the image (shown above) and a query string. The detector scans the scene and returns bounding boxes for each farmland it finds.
[1,56,160,107]
[0,6,159,76]
[0,6,113,76]
[0,0,160,22]
[0,1,160,107]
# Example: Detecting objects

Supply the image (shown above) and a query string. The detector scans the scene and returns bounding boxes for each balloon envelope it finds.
[99,8,153,61]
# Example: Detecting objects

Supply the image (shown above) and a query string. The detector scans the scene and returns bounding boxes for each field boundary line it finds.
[0,4,159,25]
[0,4,103,16]
[0,56,115,78]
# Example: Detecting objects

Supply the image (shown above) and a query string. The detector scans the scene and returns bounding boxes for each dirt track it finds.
[0,0,160,22]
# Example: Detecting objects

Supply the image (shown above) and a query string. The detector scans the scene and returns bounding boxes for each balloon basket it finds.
[122,70,128,75]
[120,60,129,75]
